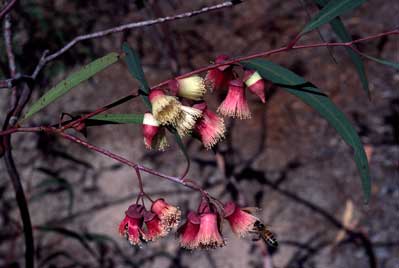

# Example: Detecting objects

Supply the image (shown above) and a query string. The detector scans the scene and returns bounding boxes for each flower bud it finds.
[217,79,251,119]
[149,89,182,126]
[169,75,206,101]
[223,202,258,237]
[243,70,266,103]
[193,102,225,149]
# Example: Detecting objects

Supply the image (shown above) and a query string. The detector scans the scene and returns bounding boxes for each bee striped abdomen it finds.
[262,230,278,247]
[253,220,278,248]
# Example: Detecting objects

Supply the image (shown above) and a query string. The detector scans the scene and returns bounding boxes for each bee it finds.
[252,220,278,248]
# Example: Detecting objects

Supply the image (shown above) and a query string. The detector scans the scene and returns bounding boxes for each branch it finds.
[3,13,16,77]
[3,142,34,268]
[0,29,397,194]
[57,131,195,189]
[2,8,34,267]
[0,126,198,191]
[60,94,138,131]
[31,1,240,79]
[0,0,17,20]
[151,29,399,88]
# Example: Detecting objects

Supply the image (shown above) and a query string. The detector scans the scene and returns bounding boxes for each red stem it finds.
[0,28,397,195]
[0,126,199,192]
[151,29,399,88]
[60,94,138,131]
[55,129,197,191]
[0,0,17,20]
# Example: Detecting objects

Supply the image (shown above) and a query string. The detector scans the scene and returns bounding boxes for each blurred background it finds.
[0,0,398,267]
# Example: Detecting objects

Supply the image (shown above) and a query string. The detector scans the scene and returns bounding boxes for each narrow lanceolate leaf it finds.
[301,0,368,34]
[242,59,371,202]
[313,0,369,97]
[122,43,151,109]
[361,54,399,70]
[20,53,119,122]
[86,113,144,126]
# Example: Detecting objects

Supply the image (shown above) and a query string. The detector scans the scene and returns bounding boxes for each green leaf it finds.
[122,43,151,109]
[242,59,371,202]
[313,0,369,97]
[301,0,367,34]
[361,54,399,70]
[86,113,144,126]
[20,53,119,122]
[31,177,74,215]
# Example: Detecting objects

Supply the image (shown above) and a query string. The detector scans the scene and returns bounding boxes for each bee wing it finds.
[241,207,261,214]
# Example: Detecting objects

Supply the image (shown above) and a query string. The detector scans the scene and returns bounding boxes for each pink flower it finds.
[151,198,181,231]
[175,105,203,137]
[223,202,259,237]
[142,210,168,241]
[193,102,225,149]
[142,113,169,151]
[177,211,201,249]
[243,70,266,103]
[205,55,233,92]
[217,79,251,119]
[169,76,206,101]
[195,212,225,249]
[118,204,144,246]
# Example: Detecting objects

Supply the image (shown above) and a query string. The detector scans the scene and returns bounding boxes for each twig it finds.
[3,142,34,268]
[0,75,33,89]
[152,29,399,88]
[55,130,196,190]
[2,8,34,268]
[30,1,240,79]
[0,124,199,189]
[3,13,16,77]
[0,77,13,88]
[0,0,17,20]
[0,29,397,193]
[0,125,198,191]
[3,12,17,121]
[1,25,397,91]
[60,94,138,131]
[298,0,338,64]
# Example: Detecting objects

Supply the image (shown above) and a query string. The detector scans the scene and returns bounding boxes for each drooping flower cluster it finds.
[119,199,181,246]
[128,55,269,250]
[119,198,260,250]
[176,199,260,250]
[141,54,267,150]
